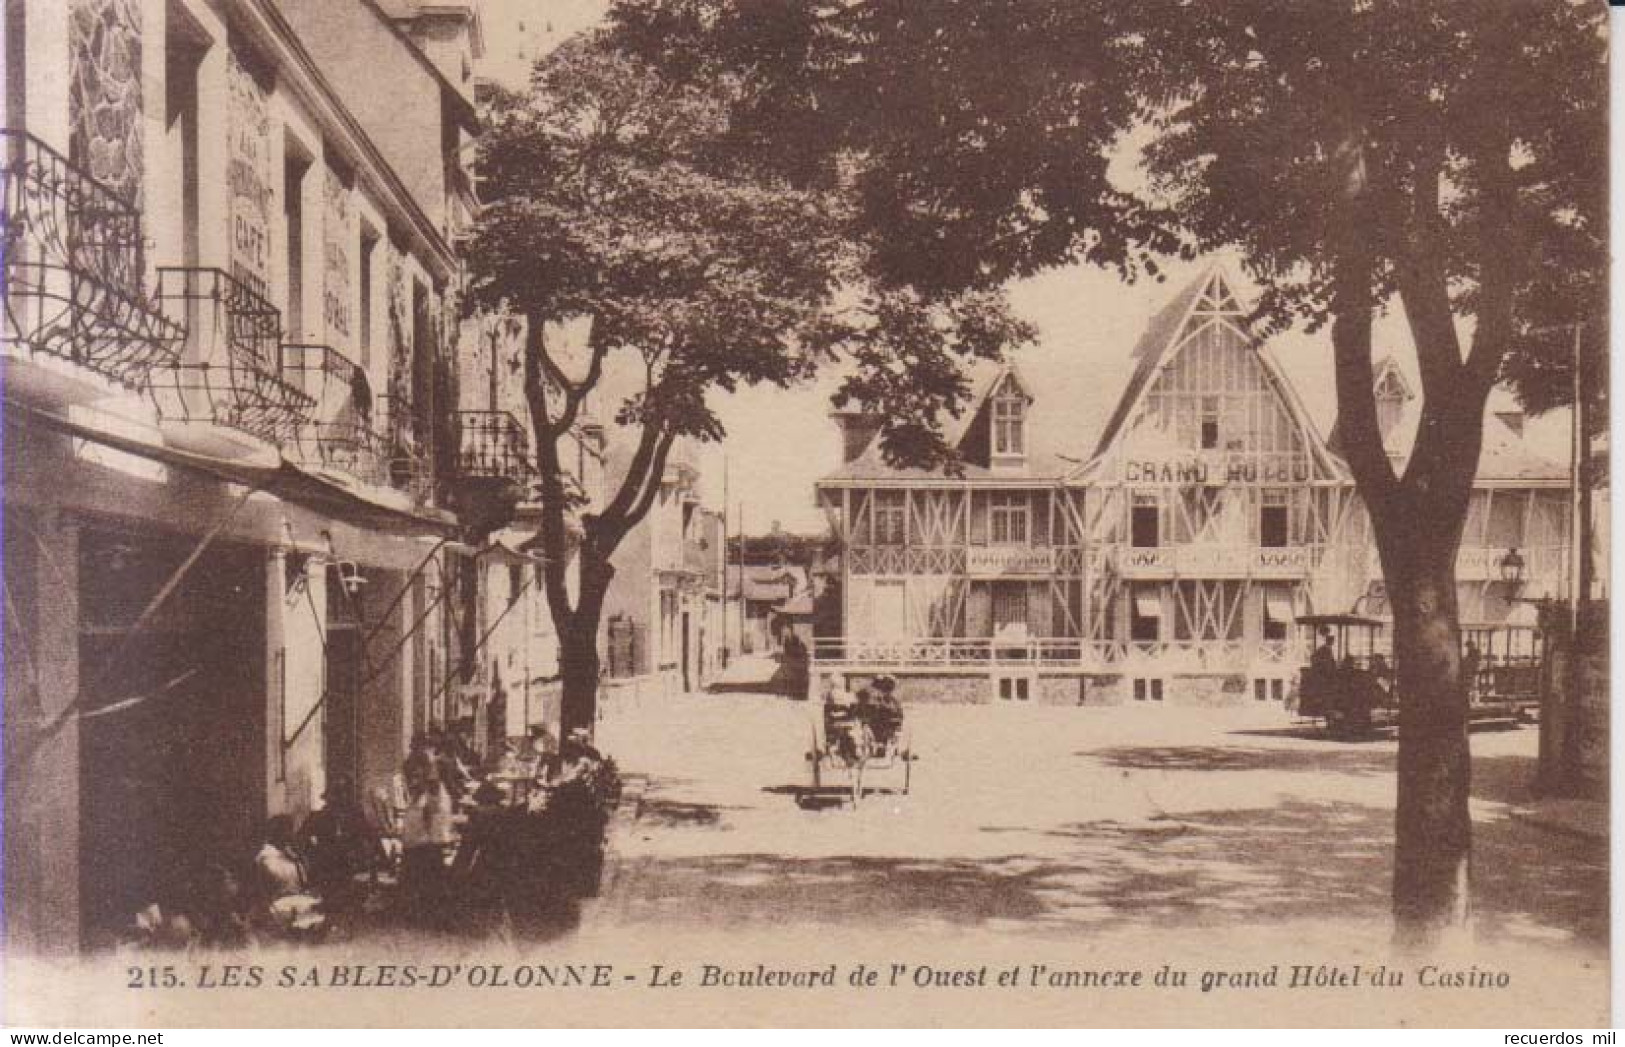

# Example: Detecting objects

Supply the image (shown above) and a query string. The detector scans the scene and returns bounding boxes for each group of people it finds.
[130,719,619,949]
[1305,628,1392,729]
[392,723,616,931]
[820,674,905,762]
[131,774,387,951]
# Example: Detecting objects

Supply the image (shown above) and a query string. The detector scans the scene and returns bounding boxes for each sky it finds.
[476,0,611,86]
[469,2,1574,538]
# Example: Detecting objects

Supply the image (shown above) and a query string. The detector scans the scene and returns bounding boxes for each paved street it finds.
[590,692,1607,952]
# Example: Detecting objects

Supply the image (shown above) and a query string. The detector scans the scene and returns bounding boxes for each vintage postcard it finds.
[1,0,1610,1029]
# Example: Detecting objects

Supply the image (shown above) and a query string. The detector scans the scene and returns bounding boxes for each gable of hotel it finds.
[814,267,1571,705]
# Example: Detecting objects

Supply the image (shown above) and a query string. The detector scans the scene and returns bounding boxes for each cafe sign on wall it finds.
[967,546,1056,577]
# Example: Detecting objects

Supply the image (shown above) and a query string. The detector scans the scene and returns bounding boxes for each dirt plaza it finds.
[588,692,1606,952]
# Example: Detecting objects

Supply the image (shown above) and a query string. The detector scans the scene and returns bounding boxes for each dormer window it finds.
[993,393,1026,456]
[1372,359,1414,443]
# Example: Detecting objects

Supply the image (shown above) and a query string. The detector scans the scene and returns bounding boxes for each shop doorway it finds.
[324,627,362,802]
[76,528,265,948]
[323,567,363,802]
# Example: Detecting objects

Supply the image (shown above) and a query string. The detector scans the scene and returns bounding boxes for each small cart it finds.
[804,694,914,806]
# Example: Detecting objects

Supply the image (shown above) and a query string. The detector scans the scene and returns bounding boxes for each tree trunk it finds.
[557,554,613,738]
[1387,551,1473,946]
[559,620,601,738]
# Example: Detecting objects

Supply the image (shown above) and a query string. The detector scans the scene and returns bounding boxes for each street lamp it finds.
[1498,547,1527,590]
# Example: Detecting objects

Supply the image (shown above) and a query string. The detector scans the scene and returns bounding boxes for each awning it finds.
[278,462,458,537]
[1265,595,1294,623]
[12,402,457,537]
[11,401,285,489]
[1134,593,1163,618]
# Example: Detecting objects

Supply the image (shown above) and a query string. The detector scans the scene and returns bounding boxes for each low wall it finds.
[825,671,1264,707]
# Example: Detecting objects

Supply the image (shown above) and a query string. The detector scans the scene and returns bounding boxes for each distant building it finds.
[814,265,1572,705]
[599,440,725,700]
[730,563,810,654]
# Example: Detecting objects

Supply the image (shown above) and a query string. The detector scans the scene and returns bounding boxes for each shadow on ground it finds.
[614,753,1605,945]
[1088,744,1396,776]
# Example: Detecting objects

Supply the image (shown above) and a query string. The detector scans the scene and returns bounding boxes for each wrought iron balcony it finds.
[282,343,373,422]
[0,130,183,391]
[282,343,381,480]
[147,267,314,447]
[455,410,535,486]
[376,392,433,499]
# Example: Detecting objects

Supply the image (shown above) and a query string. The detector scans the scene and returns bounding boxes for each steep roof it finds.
[820,359,1082,483]
[730,564,808,602]
[1089,270,1215,459]
[817,260,1567,491]
[1078,264,1345,484]
[1477,414,1569,481]
[1328,354,1569,483]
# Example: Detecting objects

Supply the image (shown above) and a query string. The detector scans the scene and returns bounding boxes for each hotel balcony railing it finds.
[148,267,313,447]
[454,410,535,486]
[810,637,1303,674]
[0,130,184,390]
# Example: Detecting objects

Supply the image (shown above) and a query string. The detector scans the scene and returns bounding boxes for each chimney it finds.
[832,410,882,464]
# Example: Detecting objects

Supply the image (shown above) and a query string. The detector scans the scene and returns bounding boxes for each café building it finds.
[813,265,1572,705]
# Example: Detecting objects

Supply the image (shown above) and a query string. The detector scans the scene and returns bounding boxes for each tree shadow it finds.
[610,793,1605,946]
[636,799,730,828]
[1229,725,1394,743]
[1088,745,1396,776]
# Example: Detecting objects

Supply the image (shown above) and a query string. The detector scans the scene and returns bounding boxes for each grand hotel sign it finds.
[1121,453,1311,486]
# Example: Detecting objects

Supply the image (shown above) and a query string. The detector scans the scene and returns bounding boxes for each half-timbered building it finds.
[813,265,1571,705]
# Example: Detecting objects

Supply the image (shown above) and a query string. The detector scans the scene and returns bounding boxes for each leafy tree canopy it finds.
[607,0,1606,423]
[465,31,1034,479]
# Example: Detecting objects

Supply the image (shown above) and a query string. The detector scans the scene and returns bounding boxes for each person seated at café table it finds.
[555,728,604,785]
[300,775,376,910]
[398,750,456,926]
[254,815,326,939]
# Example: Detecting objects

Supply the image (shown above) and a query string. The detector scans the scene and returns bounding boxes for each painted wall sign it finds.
[323,165,353,342]
[1120,454,1311,486]
[227,47,274,298]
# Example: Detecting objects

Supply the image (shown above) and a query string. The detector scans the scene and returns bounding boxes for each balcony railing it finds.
[148,267,313,447]
[0,130,183,390]
[455,410,534,485]
[811,636,1303,674]
[377,392,432,499]
[282,343,392,484]
[282,343,373,422]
